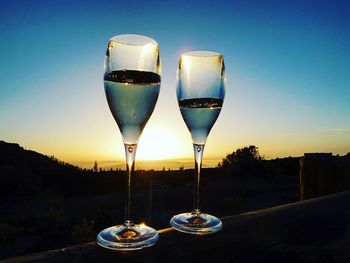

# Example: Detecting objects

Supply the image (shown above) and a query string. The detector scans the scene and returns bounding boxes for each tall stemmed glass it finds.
[170,51,225,234]
[97,34,160,250]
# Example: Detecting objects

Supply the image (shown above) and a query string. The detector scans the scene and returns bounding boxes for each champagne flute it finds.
[97,34,160,250]
[170,51,225,234]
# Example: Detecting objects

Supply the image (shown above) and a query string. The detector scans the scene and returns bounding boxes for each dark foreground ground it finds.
[0,170,299,260]
[0,141,299,259]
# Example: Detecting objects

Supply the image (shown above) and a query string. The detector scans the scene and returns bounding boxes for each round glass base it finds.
[170,211,223,235]
[97,224,159,251]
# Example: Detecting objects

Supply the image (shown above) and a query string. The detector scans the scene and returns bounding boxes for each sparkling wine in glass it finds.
[170,51,225,234]
[97,34,161,250]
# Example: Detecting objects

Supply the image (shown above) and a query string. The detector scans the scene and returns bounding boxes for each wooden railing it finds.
[2,191,350,263]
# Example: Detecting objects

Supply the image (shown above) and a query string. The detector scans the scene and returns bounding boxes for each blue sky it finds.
[0,0,349,168]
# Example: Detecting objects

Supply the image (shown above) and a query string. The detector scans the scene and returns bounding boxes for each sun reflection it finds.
[139,42,157,71]
[181,55,191,84]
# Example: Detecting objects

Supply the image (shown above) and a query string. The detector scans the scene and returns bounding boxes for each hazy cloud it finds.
[321,128,350,132]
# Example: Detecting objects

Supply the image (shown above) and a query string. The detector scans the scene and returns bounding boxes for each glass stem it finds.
[124,143,137,226]
[193,144,204,214]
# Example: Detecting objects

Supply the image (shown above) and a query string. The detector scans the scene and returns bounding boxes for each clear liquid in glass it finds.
[179,98,223,144]
[104,70,160,143]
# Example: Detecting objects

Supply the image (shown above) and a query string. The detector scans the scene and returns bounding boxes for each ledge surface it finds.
[2,191,350,263]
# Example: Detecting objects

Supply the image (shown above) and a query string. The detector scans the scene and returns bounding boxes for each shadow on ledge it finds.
[3,191,350,263]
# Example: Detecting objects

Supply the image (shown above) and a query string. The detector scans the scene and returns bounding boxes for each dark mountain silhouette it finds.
[0,140,124,198]
[1,141,79,197]
[0,140,81,173]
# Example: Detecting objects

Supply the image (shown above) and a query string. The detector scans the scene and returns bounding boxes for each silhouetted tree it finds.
[93,161,98,173]
[219,145,264,175]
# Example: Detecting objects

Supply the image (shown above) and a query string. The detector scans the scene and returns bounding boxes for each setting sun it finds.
[137,125,187,160]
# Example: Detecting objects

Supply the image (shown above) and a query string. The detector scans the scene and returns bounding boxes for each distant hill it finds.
[0,141,124,198]
[0,141,81,174]
[0,141,82,197]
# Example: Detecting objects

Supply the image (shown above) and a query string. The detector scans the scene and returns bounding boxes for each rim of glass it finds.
[181,50,222,57]
[109,34,158,46]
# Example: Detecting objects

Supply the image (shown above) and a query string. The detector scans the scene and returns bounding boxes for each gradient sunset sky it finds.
[1,0,349,169]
